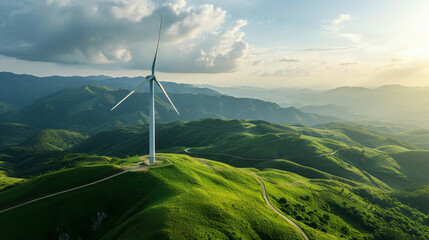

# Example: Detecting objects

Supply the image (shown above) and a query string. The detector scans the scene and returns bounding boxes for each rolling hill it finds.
[71,119,429,189]
[0,155,306,240]
[0,118,429,239]
[0,154,428,240]
[21,129,87,152]
[0,123,38,149]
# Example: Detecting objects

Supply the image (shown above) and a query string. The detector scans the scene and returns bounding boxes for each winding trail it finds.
[185,146,349,239]
[256,176,310,240]
[239,167,310,240]
[0,163,151,215]
[185,138,350,240]
[198,157,309,240]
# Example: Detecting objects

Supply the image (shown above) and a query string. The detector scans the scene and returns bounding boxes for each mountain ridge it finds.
[1,84,340,133]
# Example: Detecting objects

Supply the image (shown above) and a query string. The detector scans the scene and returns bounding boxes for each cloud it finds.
[339,62,357,66]
[0,0,248,73]
[300,46,357,52]
[339,33,362,44]
[166,4,227,42]
[279,58,299,62]
[112,0,155,22]
[322,14,352,32]
[258,64,320,77]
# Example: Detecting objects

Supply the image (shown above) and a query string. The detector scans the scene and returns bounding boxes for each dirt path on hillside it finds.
[197,158,310,240]
[0,159,163,214]
[257,176,310,240]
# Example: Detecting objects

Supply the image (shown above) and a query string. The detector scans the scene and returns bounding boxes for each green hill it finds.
[395,129,429,150]
[1,118,428,239]
[392,184,429,215]
[0,155,305,240]
[315,122,416,149]
[375,145,409,154]
[0,102,20,116]
[0,154,428,240]
[21,129,87,151]
[3,84,339,133]
[71,119,429,189]
[0,123,38,149]
[390,151,429,184]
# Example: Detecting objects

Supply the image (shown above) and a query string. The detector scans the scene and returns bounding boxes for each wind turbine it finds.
[110,16,180,164]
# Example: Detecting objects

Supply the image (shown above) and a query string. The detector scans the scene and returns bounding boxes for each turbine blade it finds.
[111,78,150,111]
[111,90,135,111]
[151,15,163,76]
[154,79,180,115]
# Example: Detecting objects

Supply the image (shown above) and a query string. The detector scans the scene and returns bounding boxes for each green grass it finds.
[375,145,409,154]
[395,129,429,150]
[3,118,429,239]
[0,174,22,191]
[1,153,428,239]
[0,149,120,178]
[316,122,416,149]
[337,147,407,188]
[0,164,121,208]
[71,118,429,189]
[392,184,429,215]
[21,129,87,151]
[0,154,304,240]
[254,168,429,240]
[391,151,429,183]
[0,123,38,149]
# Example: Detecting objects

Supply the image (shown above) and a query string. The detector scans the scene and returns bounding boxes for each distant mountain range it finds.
[208,84,429,128]
[1,84,339,133]
[0,72,219,106]
[5,71,429,129]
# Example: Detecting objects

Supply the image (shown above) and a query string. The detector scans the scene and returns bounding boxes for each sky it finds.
[0,0,429,89]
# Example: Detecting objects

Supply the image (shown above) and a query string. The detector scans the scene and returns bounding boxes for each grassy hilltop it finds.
[0,154,428,239]
[0,155,305,240]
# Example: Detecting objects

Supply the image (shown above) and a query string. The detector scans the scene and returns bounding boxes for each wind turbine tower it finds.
[110,16,180,164]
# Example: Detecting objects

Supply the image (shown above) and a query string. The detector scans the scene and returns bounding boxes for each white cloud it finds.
[166,4,226,42]
[319,14,364,49]
[112,0,155,22]
[0,0,248,73]
[339,33,362,44]
[46,0,71,7]
[322,14,352,32]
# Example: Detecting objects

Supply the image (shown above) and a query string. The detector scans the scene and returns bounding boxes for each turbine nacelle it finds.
[110,15,180,115]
